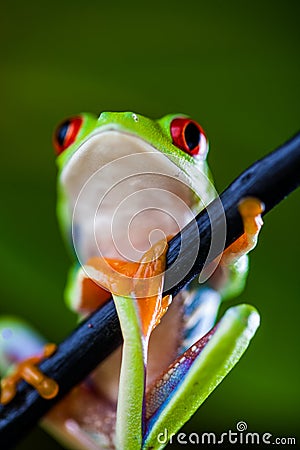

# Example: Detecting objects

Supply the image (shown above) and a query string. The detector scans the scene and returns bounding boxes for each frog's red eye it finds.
[170,118,207,158]
[53,116,83,155]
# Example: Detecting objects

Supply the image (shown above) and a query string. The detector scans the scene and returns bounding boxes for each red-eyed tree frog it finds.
[0,112,262,449]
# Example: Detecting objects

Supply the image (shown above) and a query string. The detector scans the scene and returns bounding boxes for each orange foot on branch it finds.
[221,196,265,266]
[0,343,59,405]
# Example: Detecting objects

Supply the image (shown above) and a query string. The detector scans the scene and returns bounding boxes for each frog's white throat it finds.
[60,130,204,265]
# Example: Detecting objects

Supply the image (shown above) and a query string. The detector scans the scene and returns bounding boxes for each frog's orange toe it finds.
[220,197,264,266]
[238,197,265,234]
[0,343,59,404]
[43,343,57,358]
[238,197,265,219]
[36,377,59,399]
[0,378,17,405]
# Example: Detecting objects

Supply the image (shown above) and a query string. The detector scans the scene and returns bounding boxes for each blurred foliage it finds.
[0,0,299,448]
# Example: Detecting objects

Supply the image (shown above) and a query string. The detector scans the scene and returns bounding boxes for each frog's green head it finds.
[53,112,217,266]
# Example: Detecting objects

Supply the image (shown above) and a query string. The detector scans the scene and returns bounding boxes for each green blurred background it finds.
[0,0,299,448]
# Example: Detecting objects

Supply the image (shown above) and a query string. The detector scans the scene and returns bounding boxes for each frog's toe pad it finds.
[238,197,265,236]
[238,197,265,218]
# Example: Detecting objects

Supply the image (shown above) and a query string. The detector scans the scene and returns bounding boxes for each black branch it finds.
[1,132,300,449]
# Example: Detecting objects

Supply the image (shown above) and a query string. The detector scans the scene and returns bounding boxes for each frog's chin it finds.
[60,129,209,265]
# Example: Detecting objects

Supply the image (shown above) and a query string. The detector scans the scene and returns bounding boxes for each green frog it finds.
[0,112,262,449]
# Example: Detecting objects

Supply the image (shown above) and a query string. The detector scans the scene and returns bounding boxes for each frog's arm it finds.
[179,197,262,350]
[112,294,145,450]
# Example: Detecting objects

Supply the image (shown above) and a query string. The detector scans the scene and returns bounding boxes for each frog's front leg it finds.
[207,197,264,297]
[180,197,264,353]
[222,197,264,264]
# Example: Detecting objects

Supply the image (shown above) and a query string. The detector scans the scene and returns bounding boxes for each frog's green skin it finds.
[0,112,260,450]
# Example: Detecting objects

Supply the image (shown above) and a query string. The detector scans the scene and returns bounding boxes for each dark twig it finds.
[0,132,300,449]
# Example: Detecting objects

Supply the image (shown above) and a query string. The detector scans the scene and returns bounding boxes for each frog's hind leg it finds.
[0,317,58,404]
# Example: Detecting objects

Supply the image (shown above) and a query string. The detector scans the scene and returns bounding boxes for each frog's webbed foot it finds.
[221,197,264,266]
[0,328,58,405]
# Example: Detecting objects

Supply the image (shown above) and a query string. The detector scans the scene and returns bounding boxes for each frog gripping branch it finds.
[0,112,299,450]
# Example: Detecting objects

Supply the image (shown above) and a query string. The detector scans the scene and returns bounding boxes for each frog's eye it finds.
[53,116,83,155]
[170,118,207,158]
